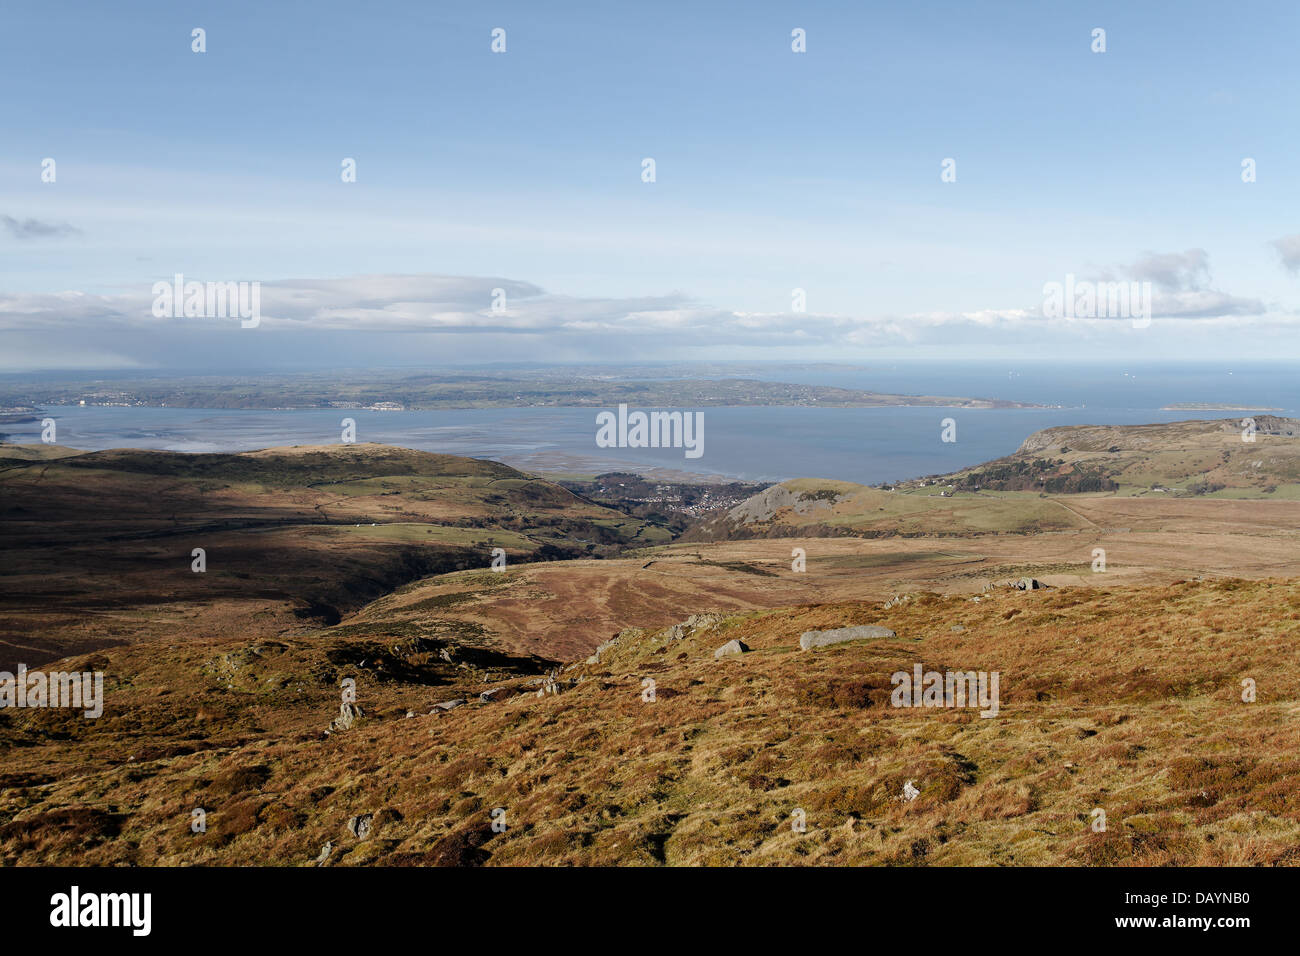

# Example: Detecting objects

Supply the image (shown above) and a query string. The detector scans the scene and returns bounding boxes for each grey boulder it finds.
[328,702,363,732]
[800,625,895,650]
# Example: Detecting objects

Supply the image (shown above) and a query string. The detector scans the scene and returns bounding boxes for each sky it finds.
[1,0,1298,370]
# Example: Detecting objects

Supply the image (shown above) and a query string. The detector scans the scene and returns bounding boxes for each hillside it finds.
[686,417,1300,541]
[0,443,664,669]
[3,578,1298,866]
[946,416,1300,497]
[6,427,1300,868]
[686,478,1094,540]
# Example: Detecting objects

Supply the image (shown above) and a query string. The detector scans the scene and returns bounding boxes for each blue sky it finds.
[1,0,1298,369]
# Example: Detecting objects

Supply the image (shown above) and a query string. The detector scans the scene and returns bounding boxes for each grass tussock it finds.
[2,577,1300,866]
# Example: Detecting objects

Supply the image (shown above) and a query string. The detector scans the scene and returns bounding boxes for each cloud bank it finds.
[0,256,1291,370]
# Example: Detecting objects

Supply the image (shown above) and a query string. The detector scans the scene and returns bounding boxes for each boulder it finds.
[430,698,465,713]
[713,639,750,658]
[328,702,363,731]
[347,814,373,840]
[800,625,895,651]
[1012,578,1047,590]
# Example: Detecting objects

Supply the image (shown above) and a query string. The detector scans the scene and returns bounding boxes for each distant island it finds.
[1161,403,1283,411]
[0,369,1044,411]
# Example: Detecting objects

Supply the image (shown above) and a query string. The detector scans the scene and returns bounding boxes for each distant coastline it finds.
[1161,403,1283,411]
[0,372,1044,412]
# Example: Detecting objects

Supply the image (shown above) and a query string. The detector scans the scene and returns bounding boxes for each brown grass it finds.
[3,577,1300,866]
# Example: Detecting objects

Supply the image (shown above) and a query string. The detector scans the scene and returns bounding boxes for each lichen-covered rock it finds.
[328,702,363,731]
[685,612,726,629]
[714,639,750,658]
[799,625,896,650]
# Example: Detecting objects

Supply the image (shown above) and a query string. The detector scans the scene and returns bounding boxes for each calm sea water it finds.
[8,363,1296,484]
[748,361,1300,413]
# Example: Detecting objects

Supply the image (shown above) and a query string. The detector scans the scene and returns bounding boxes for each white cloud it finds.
[0,268,1288,371]
[1270,234,1300,274]
[1128,249,1211,292]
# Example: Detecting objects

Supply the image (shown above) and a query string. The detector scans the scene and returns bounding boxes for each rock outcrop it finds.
[800,625,896,650]
[587,627,643,664]
[725,483,835,524]
[328,703,363,732]
[1011,578,1047,590]
[667,612,727,641]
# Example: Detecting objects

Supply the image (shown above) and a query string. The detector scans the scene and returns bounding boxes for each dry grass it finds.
[0,444,660,668]
[3,577,1298,866]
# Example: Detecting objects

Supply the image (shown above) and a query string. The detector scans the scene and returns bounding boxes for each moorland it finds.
[1,416,1298,866]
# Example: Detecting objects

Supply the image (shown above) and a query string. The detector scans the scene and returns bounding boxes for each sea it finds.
[6,362,1296,484]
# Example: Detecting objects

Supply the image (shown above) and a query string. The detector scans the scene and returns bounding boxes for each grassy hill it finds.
[686,478,1092,539]
[0,443,84,462]
[948,415,1300,497]
[3,577,1297,866]
[7,426,1300,867]
[687,417,1300,541]
[0,443,665,669]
